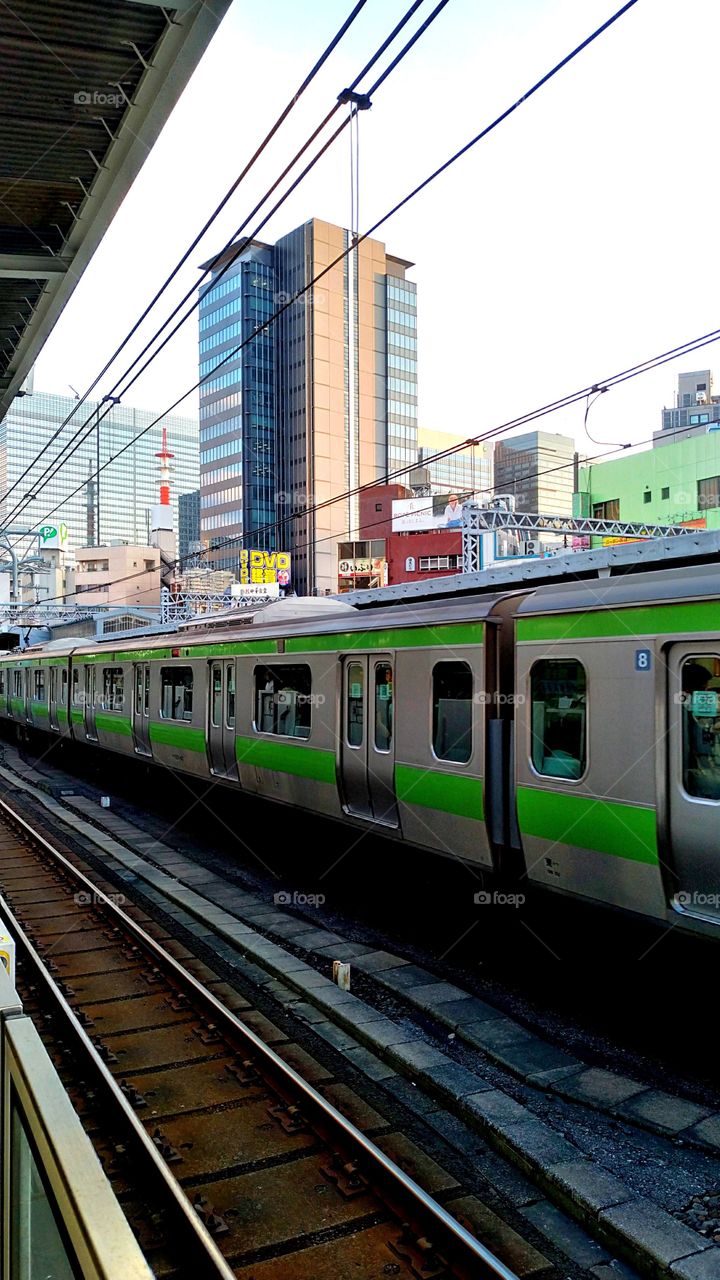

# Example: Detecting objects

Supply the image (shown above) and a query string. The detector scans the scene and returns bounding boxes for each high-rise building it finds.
[198,219,417,594]
[178,489,200,560]
[492,431,575,514]
[417,428,492,497]
[0,391,199,553]
[658,369,720,442]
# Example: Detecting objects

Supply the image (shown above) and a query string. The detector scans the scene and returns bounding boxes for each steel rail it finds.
[0,791,520,1280]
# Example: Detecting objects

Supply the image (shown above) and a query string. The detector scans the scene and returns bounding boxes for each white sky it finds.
[34,0,720,463]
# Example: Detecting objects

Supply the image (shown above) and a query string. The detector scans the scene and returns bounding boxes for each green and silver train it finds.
[1,559,718,937]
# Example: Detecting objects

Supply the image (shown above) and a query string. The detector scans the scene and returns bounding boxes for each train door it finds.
[83,665,98,741]
[49,668,59,732]
[339,655,398,827]
[132,664,152,757]
[667,645,720,920]
[207,660,237,779]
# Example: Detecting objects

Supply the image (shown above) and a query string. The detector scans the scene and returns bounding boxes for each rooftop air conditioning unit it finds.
[696,391,708,404]
[523,539,541,556]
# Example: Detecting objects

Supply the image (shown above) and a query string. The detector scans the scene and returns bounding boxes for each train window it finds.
[432,662,472,763]
[211,664,222,727]
[0,670,4,696]
[13,671,22,698]
[102,668,124,712]
[33,669,46,701]
[61,670,68,696]
[531,659,587,780]
[374,662,393,752]
[226,665,236,728]
[160,667,194,721]
[347,662,364,748]
[254,664,311,739]
[72,669,81,704]
[681,657,720,800]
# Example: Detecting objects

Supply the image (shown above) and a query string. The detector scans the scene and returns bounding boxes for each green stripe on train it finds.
[517,786,658,864]
[95,713,132,737]
[395,763,484,820]
[235,735,336,783]
[149,722,206,752]
[286,622,484,653]
[517,601,719,643]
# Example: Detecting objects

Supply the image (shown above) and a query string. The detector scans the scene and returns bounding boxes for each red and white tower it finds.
[150,426,176,558]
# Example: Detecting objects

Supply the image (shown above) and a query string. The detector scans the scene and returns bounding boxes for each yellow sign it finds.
[238,549,292,586]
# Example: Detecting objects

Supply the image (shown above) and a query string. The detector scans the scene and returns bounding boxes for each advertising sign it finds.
[238,549,291,586]
[231,581,281,600]
[38,523,69,550]
[392,494,473,533]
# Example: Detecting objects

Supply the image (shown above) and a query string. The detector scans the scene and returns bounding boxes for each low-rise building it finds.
[67,544,162,607]
[574,431,720,530]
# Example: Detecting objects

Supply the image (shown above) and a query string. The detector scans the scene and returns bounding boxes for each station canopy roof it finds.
[0,0,231,422]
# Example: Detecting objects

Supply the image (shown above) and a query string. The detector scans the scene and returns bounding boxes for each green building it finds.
[574,431,720,532]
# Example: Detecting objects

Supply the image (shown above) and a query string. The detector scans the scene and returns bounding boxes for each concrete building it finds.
[67,544,162,608]
[658,369,720,443]
[178,489,201,559]
[493,431,575,514]
[574,431,720,530]
[417,428,492,498]
[0,391,199,557]
[198,219,417,594]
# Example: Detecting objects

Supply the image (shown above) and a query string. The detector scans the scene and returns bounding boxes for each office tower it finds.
[493,431,575,515]
[198,219,417,594]
[0,391,198,553]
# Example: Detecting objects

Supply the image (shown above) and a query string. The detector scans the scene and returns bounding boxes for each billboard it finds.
[238,549,291,586]
[39,522,69,550]
[392,494,473,533]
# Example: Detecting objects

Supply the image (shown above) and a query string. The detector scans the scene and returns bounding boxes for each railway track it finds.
[0,793,519,1280]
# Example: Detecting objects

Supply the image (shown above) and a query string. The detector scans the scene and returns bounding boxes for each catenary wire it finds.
[17,349,720,611]
[3,0,447,531]
[8,0,643,556]
[0,0,372,510]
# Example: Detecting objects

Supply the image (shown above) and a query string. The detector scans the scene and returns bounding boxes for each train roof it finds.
[7,592,514,660]
[517,560,720,616]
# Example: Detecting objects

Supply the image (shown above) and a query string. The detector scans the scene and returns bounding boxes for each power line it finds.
[0,0,372,511]
[8,0,643,556]
[15,340,720,612]
[3,0,447,533]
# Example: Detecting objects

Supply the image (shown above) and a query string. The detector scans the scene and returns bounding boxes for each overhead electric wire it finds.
[0,0,372,511]
[19,335,720,612]
[3,0,447,533]
[9,0,642,559]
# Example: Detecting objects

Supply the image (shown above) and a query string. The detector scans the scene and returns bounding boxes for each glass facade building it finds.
[198,220,417,594]
[493,431,575,515]
[178,489,200,559]
[0,391,198,553]
[417,428,492,497]
[198,241,276,570]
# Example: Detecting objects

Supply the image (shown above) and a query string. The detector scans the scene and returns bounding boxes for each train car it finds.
[512,562,720,932]
[0,559,718,938]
